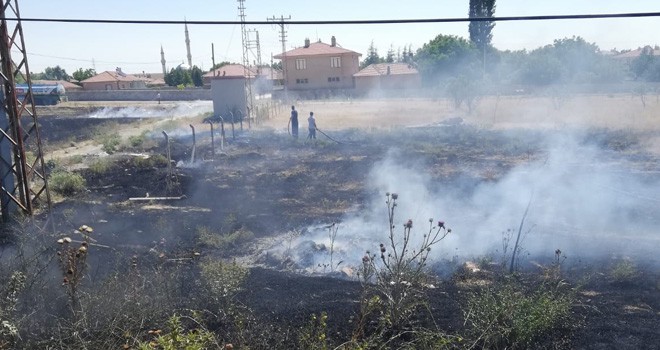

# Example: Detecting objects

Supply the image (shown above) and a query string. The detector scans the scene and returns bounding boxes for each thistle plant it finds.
[57,225,93,318]
[357,192,451,337]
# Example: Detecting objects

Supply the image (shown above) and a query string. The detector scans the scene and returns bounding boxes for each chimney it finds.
[304,38,310,48]
[331,36,336,47]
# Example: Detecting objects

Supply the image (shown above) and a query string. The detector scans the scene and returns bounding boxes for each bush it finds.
[465,278,574,349]
[609,259,638,283]
[49,171,86,195]
[354,192,451,345]
[137,314,219,350]
[0,272,25,349]
[298,312,328,350]
[128,132,148,148]
[200,259,249,303]
[99,133,122,154]
[89,159,112,174]
[132,154,169,169]
[198,226,254,250]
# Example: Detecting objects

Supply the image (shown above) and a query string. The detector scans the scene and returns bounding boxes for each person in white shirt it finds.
[307,112,317,140]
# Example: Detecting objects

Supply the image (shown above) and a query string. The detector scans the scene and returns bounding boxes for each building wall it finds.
[67,89,211,101]
[82,81,148,90]
[284,53,360,90]
[211,78,247,117]
[355,74,422,94]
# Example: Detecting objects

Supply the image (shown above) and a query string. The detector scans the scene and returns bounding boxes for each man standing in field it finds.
[290,105,299,138]
[307,111,317,140]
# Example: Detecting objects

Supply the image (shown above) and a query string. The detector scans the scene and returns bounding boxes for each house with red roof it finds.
[80,68,148,90]
[273,36,361,91]
[353,63,421,93]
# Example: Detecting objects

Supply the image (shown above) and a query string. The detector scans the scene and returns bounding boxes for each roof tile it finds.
[274,41,360,59]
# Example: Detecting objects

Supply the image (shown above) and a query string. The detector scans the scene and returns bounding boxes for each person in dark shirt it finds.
[290,105,299,138]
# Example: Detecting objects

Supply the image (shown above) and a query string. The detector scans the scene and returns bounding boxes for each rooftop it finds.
[274,40,360,59]
[354,63,419,77]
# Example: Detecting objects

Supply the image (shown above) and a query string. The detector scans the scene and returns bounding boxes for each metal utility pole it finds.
[237,0,254,128]
[247,29,262,72]
[267,15,291,98]
[0,0,51,221]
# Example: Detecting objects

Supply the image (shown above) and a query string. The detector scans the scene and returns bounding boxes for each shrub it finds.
[298,312,328,350]
[137,314,219,350]
[89,158,112,174]
[465,278,575,349]
[609,259,638,284]
[128,132,148,148]
[0,272,26,349]
[198,226,254,250]
[132,154,169,169]
[355,192,451,343]
[49,171,86,195]
[200,259,249,306]
[99,133,122,154]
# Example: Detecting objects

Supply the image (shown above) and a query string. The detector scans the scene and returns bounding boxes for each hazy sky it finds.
[16,0,660,75]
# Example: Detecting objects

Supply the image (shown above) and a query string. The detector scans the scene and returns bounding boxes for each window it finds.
[327,77,341,82]
[296,78,309,84]
[295,59,306,70]
[331,56,341,68]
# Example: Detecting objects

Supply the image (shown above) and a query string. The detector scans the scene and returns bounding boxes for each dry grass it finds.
[260,94,660,132]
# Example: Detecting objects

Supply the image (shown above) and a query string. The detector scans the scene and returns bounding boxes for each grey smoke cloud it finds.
[284,132,660,271]
[87,101,212,119]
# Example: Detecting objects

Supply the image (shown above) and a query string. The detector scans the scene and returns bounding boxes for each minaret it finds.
[160,45,167,75]
[184,20,192,67]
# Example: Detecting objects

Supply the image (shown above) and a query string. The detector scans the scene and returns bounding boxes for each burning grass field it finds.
[1,95,659,349]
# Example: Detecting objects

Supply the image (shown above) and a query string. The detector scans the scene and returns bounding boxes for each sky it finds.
[14,0,660,75]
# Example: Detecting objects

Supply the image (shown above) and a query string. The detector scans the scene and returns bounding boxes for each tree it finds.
[164,66,192,87]
[469,0,496,52]
[385,45,395,63]
[631,46,655,80]
[72,68,96,82]
[40,65,70,81]
[402,45,414,64]
[209,61,232,71]
[515,36,616,84]
[361,40,383,68]
[415,34,478,84]
[191,65,204,87]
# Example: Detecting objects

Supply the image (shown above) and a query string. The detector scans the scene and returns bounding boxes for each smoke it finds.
[87,101,212,119]
[279,131,660,272]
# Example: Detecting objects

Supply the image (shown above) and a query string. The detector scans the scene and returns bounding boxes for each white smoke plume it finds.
[282,132,660,271]
[87,101,212,119]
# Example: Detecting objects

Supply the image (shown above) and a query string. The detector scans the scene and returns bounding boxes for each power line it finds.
[4,12,660,25]
[24,51,160,65]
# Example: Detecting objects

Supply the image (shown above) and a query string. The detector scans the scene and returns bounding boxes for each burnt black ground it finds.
[3,116,659,349]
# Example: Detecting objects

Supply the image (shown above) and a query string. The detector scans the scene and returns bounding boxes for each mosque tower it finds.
[160,45,167,75]
[184,21,192,67]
